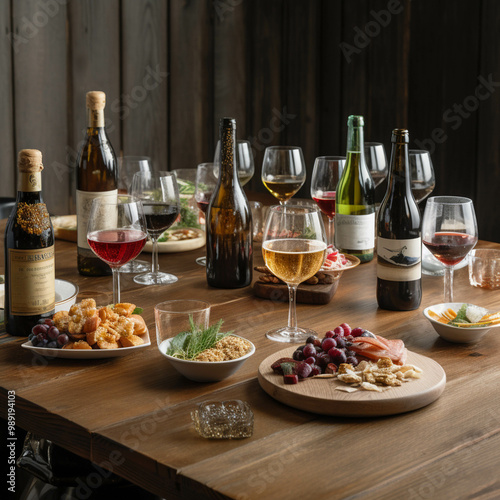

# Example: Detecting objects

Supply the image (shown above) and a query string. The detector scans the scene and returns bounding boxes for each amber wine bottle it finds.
[4,150,55,336]
[335,115,375,262]
[377,129,422,310]
[206,118,253,288]
[76,91,117,276]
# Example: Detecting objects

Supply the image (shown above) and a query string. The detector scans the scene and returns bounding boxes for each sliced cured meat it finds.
[350,335,407,365]
[352,335,390,351]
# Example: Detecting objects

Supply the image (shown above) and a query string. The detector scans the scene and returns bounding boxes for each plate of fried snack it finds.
[21,299,150,359]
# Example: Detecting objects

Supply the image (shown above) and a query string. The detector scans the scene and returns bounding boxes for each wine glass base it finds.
[196,256,206,266]
[133,272,178,286]
[119,259,150,274]
[265,326,318,343]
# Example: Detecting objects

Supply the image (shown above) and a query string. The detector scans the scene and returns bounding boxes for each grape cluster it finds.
[291,323,372,379]
[29,318,69,349]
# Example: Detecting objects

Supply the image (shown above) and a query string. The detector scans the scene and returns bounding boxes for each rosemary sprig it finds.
[166,316,232,360]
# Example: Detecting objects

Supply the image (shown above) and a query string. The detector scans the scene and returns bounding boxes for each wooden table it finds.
[1,225,500,499]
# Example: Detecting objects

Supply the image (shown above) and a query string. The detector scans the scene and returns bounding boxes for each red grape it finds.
[321,337,337,352]
[32,324,48,336]
[302,344,316,358]
[324,330,335,338]
[340,323,351,335]
[47,326,59,340]
[57,334,69,346]
[333,326,344,336]
[351,327,364,337]
[304,356,316,365]
[328,348,347,366]
[296,362,313,379]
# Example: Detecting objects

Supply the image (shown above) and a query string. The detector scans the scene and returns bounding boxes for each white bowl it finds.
[423,302,499,343]
[158,335,255,382]
[0,278,78,312]
[55,279,79,312]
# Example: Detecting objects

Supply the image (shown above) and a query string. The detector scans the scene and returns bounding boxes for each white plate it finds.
[143,228,205,253]
[21,329,151,359]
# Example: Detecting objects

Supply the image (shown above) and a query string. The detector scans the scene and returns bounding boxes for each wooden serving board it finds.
[258,347,446,417]
[253,280,340,305]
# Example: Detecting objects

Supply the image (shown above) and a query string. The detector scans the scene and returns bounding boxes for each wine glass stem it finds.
[151,236,159,276]
[328,217,336,248]
[112,268,120,304]
[444,266,454,302]
[287,284,298,330]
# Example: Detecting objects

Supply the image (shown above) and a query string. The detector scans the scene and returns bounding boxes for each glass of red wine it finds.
[194,163,217,266]
[310,156,346,248]
[131,171,181,285]
[87,195,148,304]
[422,196,478,302]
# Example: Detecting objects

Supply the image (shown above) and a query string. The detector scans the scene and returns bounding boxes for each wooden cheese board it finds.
[253,280,339,305]
[258,346,446,417]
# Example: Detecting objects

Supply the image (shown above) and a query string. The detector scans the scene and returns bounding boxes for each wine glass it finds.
[214,140,255,186]
[87,195,147,304]
[364,142,388,188]
[262,204,327,343]
[409,150,435,204]
[310,156,346,248]
[117,156,152,273]
[131,171,181,285]
[261,146,306,205]
[194,163,217,266]
[422,196,478,302]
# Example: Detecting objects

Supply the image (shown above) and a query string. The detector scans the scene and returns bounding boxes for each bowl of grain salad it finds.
[158,335,255,382]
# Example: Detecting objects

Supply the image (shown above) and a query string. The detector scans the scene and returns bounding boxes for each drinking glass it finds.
[214,140,255,187]
[409,150,435,204]
[262,204,327,343]
[117,156,152,273]
[364,142,388,188]
[422,196,478,302]
[87,195,147,304]
[261,146,306,205]
[310,156,346,248]
[132,171,181,285]
[194,163,217,266]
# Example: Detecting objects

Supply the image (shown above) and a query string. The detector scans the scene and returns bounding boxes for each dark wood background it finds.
[1,0,499,242]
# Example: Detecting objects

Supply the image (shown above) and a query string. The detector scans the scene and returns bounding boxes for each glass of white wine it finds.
[261,146,306,205]
[262,204,327,343]
[213,140,255,186]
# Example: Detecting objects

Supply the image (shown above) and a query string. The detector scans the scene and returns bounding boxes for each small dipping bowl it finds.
[469,248,500,289]
[55,279,79,312]
[423,302,500,343]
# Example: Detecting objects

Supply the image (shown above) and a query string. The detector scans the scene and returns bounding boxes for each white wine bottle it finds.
[76,91,117,276]
[377,129,422,310]
[335,115,375,262]
[4,149,55,336]
[206,118,253,288]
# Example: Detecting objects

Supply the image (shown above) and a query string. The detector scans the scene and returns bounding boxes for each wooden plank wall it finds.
[1,0,498,242]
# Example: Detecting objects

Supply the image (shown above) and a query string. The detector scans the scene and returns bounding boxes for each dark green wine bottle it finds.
[4,149,55,336]
[206,118,253,288]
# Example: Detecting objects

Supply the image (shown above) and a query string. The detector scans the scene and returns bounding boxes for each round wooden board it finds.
[258,347,446,417]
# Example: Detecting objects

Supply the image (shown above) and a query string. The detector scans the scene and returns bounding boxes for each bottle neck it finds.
[17,171,42,196]
[388,141,411,191]
[347,125,364,154]
[219,121,239,188]
[87,108,105,128]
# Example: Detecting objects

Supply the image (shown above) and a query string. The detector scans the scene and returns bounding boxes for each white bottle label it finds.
[9,246,55,315]
[76,190,118,249]
[377,237,421,281]
[335,213,375,250]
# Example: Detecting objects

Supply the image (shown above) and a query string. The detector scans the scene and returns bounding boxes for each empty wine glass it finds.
[194,163,217,266]
[364,142,388,188]
[409,150,436,204]
[422,196,478,302]
[310,156,346,248]
[132,172,181,285]
[261,146,306,205]
[214,140,255,187]
[87,195,147,304]
[262,204,327,343]
[117,156,152,273]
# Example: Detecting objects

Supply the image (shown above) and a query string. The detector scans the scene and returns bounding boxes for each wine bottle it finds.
[4,150,55,336]
[377,129,422,310]
[206,118,253,288]
[76,91,117,276]
[335,115,375,262]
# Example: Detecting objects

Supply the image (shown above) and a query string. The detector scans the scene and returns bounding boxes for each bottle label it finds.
[76,190,118,249]
[8,246,55,315]
[18,172,41,192]
[377,237,421,281]
[335,213,375,250]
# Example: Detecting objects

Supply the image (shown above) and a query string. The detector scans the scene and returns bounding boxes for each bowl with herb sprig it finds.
[423,302,500,343]
[157,317,255,382]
